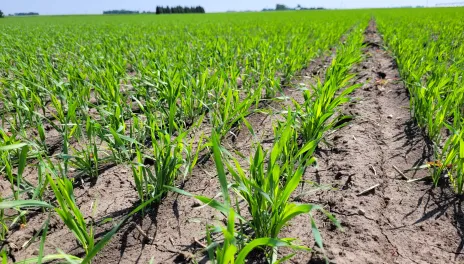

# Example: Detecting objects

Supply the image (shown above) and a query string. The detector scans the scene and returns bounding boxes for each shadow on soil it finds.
[393,118,464,257]
[392,118,434,177]
[413,187,464,258]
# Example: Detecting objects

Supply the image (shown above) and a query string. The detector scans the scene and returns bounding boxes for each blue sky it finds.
[2,0,442,15]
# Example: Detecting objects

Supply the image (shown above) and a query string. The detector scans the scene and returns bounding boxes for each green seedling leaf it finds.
[15,254,82,264]
[0,200,53,210]
[211,132,230,207]
[0,143,28,151]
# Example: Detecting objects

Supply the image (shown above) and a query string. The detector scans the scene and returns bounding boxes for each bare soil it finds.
[4,20,464,264]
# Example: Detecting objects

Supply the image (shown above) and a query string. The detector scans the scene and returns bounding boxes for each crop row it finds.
[376,8,464,193]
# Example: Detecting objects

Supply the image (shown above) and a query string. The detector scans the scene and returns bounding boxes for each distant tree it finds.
[0,10,4,18]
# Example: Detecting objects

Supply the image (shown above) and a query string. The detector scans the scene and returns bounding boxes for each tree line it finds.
[103,10,156,15]
[12,12,39,16]
[155,6,205,14]
[0,11,41,17]
[103,10,140,14]
[102,6,205,15]
[263,4,325,11]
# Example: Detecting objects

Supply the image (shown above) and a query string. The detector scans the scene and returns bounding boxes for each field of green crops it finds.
[0,7,463,263]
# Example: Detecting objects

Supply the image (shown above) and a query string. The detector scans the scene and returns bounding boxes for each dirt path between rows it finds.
[300,20,464,264]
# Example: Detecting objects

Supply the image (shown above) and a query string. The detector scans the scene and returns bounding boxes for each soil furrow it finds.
[302,20,464,264]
